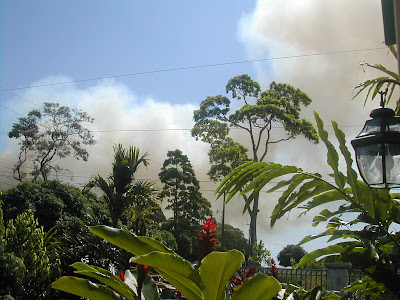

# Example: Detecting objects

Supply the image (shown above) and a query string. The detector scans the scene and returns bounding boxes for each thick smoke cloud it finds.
[235,0,399,256]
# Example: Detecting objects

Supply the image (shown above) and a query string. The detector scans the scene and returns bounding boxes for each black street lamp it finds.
[351,91,400,188]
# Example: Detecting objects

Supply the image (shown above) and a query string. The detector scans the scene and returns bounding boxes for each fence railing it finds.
[258,267,328,289]
[253,266,364,291]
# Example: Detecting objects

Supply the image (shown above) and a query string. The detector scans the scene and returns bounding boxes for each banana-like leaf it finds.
[199,250,244,300]
[131,252,203,300]
[89,225,172,256]
[314,112,345,190]
[71,262,136,300]
[231,273,281,300]
[296,242,359,268]
[52,276,123,300]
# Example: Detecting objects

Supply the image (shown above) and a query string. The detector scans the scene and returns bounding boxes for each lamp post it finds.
[351,91,400,188]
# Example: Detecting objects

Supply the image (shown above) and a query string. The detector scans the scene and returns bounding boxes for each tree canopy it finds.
[159,149,212,224]
[9,102,96,181]
[277,244,307,267]
[192,74,318,253]
[0,180,93,231]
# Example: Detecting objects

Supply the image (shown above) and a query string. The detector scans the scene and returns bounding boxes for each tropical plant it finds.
[198,218,217,264]
[8,102,96,181]
[216,111,400,297]
[51,225,282,300]
[86,144,155,227]
[192,74,319,254]
[249,240,271,267]
[353,45,399,112]
[1,210,61,299]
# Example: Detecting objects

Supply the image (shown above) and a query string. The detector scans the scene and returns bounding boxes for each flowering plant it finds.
[198,218,217,263]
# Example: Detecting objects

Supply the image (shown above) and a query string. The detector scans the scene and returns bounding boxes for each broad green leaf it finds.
[199,250,244,300]
[52,276,123,300]
[299,228,336,245]
[314,112,345,190]
[231,273,281,300]
[296,242,357,268]
[71,262,136,299]
[89,226,172,256]
[131,252,202,300]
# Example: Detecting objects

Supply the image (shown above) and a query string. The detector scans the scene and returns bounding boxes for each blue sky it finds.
[1,1,254,104]
[0,0,397,262]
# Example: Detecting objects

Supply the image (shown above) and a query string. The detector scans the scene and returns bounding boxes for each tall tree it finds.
[86,144,156,227]
[9,102,96,181]
[159,149,212,224]
[192,74,318,253]
[159,149,212,259]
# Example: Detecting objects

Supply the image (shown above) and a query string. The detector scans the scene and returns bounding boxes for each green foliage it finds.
[159,149,212,223]
[86,144,158,228]
[249,240,272,266]
[216,111,400,297]
[0,198,4,238]
[277,244,307,267]
[192,74,318,253]
[2,210,61,299]
[353,45,399,112]
[52,225,282,300]
[279,283,340,300]
[216,223,249,255]
[159,149,212,259]
[0,180,92,231]
[8,102,96,181]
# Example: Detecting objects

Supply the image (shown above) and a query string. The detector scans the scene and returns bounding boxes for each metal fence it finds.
[348,269,363,284]
[258,267,328,289]
[256,267,364,290]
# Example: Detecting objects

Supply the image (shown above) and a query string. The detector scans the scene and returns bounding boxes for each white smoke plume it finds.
[235,0,399,257]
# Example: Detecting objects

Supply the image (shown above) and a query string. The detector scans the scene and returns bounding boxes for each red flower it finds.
[116,269,125,281]
[137,264,149,300]
[268,258,278,278]
[198,218,218,264]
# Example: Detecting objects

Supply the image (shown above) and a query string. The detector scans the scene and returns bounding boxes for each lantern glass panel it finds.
[356,144,383,187]
[358,123,380,136]
[385,143,400,187]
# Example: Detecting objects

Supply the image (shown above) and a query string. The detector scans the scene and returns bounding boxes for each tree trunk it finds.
[248,193,259,258]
